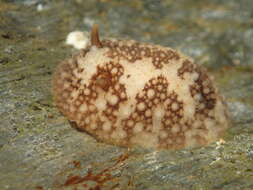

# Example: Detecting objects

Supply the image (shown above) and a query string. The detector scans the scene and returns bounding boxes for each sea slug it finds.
[52,25,229,149]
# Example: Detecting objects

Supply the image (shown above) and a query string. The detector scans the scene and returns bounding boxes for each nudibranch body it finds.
[53,25,229,149]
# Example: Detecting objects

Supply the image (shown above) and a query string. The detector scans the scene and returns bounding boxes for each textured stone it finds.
[0,0,252,189]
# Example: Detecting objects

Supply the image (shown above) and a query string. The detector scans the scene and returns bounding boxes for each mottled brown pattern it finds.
[177,59,217,118]
[121,76,170,132]
[178,60,196,79]
[102,39,180,69]
[190,67,216,117]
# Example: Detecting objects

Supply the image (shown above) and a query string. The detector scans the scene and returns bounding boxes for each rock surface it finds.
[0,0,252,189]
